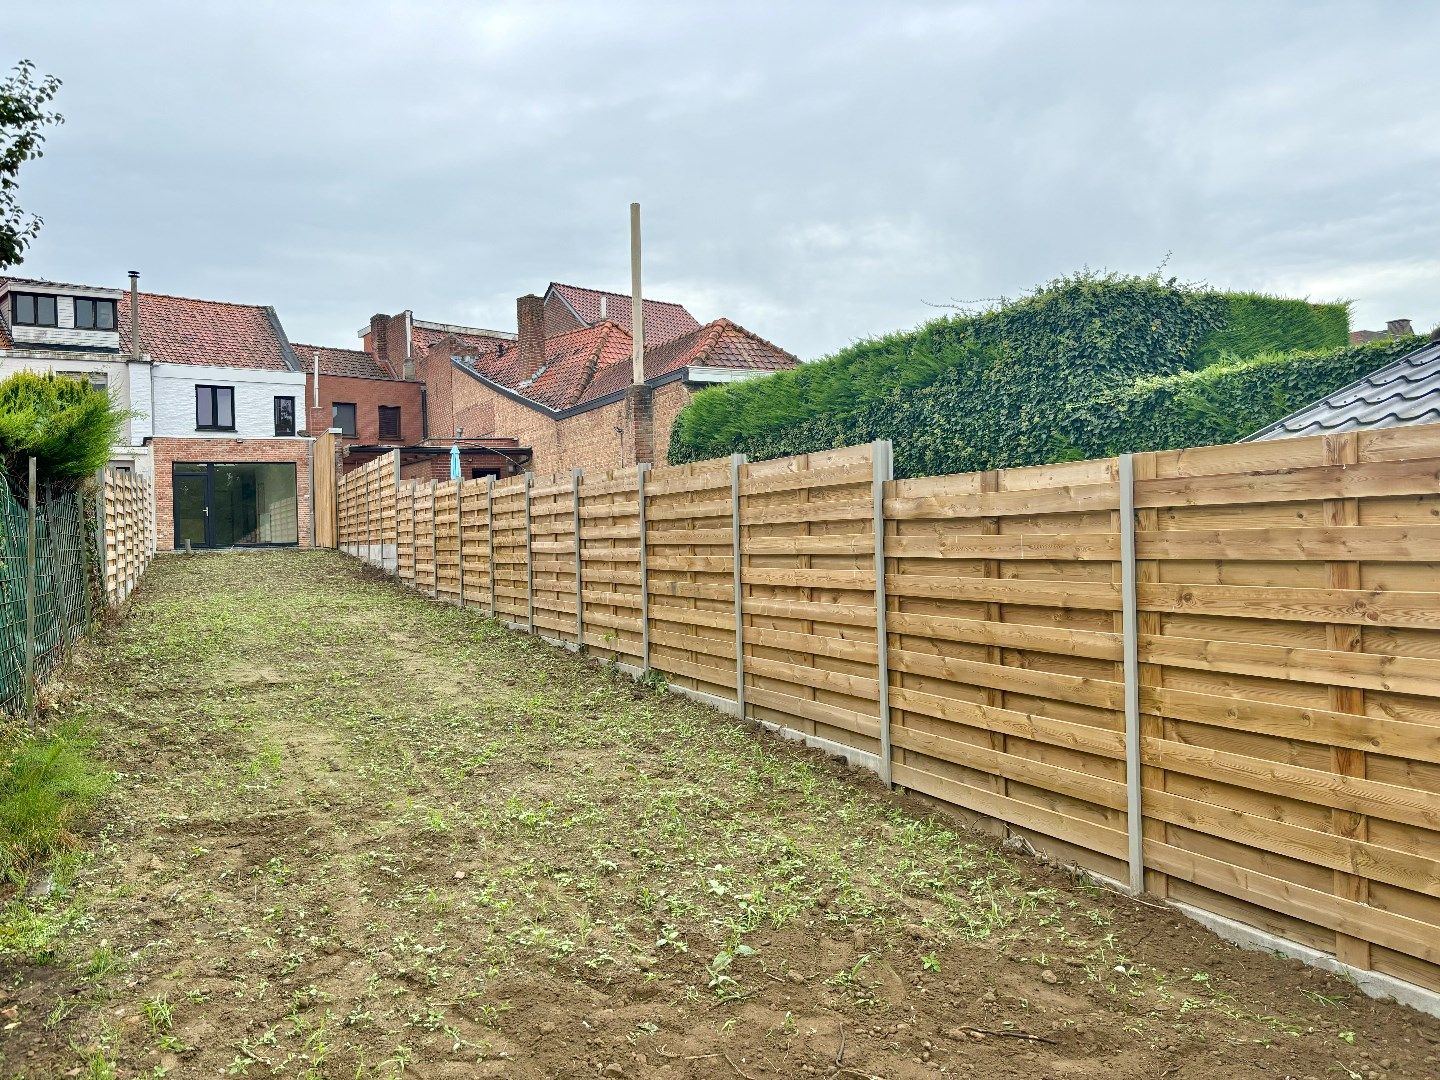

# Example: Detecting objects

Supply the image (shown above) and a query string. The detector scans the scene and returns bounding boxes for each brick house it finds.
[361,283,797,475]
[120,288,314,551]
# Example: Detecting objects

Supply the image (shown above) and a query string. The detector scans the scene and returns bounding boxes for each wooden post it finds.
[637,461,650,675]
[730,453,747,716]
[523,473,535,632]
[23,457,38,719]
[630,202,645,386]
[1118,453,1144,894]
[486,476,497,617]
[429,480,439,598]
[871,440,893,785]
[572,468,584,647]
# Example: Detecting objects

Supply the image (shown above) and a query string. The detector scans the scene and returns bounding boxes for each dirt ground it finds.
[1,550,1437,1079]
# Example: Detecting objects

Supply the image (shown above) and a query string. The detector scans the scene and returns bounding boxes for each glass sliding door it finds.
[174,465,209,549]
[171,462,298,548]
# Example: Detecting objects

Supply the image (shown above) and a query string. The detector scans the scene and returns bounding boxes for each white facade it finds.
[0,279,126,352]
[151,362,306,439]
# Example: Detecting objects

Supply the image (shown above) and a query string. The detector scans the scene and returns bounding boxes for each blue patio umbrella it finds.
[450,443,461,481]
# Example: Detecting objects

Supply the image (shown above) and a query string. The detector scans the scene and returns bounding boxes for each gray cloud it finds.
[10,1,1440,358]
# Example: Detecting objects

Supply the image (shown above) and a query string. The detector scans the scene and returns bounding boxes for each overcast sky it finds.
[8,2,1440,358]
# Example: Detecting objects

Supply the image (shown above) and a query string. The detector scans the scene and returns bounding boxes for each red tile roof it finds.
[0,276,293,370]
[548,282,701,347]
[293,342,390,379]
[119,291,292,370]
[413,324,512,357]
[451,317,797,413]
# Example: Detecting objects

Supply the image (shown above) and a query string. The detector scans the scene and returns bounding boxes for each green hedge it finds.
[1057,337,1418,459]
[1190,293,1350,369]
[668,272,1350,467]
[676,337,1420,480]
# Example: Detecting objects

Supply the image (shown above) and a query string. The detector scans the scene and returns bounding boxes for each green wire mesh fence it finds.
[0,472,96,714]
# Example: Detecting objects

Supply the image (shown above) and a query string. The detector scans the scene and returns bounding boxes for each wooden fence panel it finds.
[413,483,437,595]
[884,456,1131,875]
[1134,432,1440,993]
[530,473,579,642]
[458,478,493,611]
[645,458,736,699]
[434,481,461,604]
[328,423,1440,998]
[396,483,415,584]
[491,476,530,627]
[742,444,881,759]
[99,468,154,605]
[577,466,643,663]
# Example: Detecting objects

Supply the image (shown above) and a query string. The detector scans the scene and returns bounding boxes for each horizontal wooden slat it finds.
[1135,459,1440,509]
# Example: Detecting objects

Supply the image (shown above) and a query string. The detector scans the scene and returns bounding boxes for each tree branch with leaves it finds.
[0,60,63,270]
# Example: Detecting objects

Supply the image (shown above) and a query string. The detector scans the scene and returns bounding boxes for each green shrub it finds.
[0,371,127,485]
[669,272,1353,468]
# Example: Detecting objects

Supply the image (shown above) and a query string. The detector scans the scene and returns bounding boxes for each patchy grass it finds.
[0,720,108,884]
[0,550,1434,1079]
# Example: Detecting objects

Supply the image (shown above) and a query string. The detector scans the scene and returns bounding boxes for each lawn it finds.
[0,550,1435,1079]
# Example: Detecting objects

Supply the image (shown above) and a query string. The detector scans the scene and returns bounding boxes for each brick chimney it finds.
[1387,318,1414,339]
[517,294,545,375]
[368,313,391,372]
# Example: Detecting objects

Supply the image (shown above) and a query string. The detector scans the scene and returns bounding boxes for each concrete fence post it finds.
[729,453,747,718]
[1119,452,1144,894]
[872,440,894,786]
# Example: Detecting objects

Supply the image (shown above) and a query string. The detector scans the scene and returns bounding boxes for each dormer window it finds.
[74,297,117,331]
[11,293,58,327]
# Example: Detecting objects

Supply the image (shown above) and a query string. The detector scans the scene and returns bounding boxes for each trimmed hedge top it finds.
[668,272,1356,474]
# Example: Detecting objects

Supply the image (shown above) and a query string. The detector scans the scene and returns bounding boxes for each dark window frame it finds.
[274,395,296,437]
[332,401,357,437]
[377,404,402,439]
[10,292,59,327]
[73,296,117,331]
[196,384,236,432]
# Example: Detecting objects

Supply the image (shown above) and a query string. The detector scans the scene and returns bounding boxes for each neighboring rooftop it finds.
[120,291,295,370]
[294,342,390,380]
[452,316,797,413]
[1246,338,1440,440]
[548,282,701,347]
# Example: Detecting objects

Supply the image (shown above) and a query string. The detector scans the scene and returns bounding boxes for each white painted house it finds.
[2,273,318,549]
[0,275,153,472]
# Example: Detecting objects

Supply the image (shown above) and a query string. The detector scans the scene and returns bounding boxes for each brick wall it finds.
[651,379,692,465]
[543,291,585,338]
[450,368,704,475]
[415,347,457,441]
[152,437,313,551]
[303,373,424,445]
